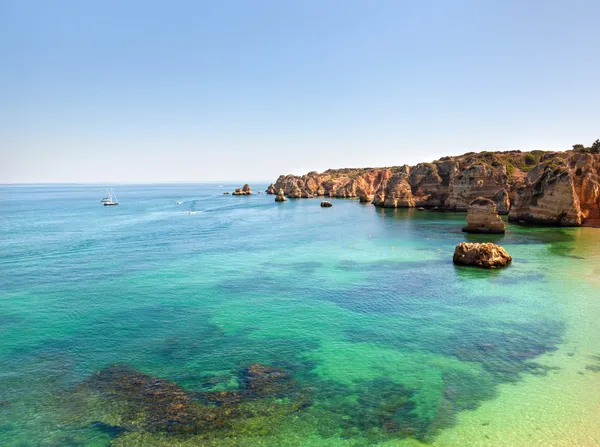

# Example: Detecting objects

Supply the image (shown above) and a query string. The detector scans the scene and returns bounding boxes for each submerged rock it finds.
[453,242,512,268]
[320,201,333,207]
[462,197,506,234]
[66,363,309,443]
[275,188,287,202]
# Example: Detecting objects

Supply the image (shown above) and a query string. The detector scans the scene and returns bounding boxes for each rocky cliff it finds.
[268,149,600,226]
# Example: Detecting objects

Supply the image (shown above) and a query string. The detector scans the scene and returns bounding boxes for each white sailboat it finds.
[101,188,119,206]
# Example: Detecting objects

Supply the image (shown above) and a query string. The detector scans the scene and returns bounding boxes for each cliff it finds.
[268,149,600,226]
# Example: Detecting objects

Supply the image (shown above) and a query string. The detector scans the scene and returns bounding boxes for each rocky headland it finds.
[266,145,600,226]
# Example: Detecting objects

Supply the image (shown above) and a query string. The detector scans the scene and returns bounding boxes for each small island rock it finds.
[266,184,276,194]
[275,189,287,202]
[232,184,253,195]
[462,197,506,234]
[453,242,512,269]
[320,201,333,208]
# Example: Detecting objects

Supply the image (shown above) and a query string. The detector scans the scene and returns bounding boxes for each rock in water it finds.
[275,189,287,202]
[266,184,276,194]
[358,190,373,203]
[320,201,333,207]
[462,197,506,234]
[232,184,253,195]
[453,242,512,268]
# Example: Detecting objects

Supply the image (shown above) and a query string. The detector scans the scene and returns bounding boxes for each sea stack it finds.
[320,201,333,208]
[462,197,506,234]
[232,184,253,195]
[266,184,276,194]
[275,189,287,202]
[453,242,512,269]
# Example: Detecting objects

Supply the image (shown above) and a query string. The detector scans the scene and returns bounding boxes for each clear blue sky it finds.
[1,0,598,183]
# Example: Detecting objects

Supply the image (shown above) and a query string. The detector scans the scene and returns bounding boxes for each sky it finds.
[1,0,599,183]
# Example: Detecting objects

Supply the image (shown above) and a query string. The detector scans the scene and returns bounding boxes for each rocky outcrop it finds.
[271,149,600,225]
[509,158,583,225]
[571,153,600,219]
[232,184,252,195]
[359,191,373,203]
[266,184,276,194]
[462,197,506,234]
[320,201,332,207]
[493,189,510,215]
[372,170,415,208]
[453,242,512,268]
[275,189,287,202]
[272,169,391,199]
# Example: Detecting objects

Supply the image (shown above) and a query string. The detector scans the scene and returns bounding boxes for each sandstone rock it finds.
[373,172,415,208]
[358,189,373,203]
[288,185,302,198]
[462,197,506,234]
[493,189,510,215]
[270,149,600,225]
[509,159,583,225]
[232,184,252,196]
[266,184,276,194]
[275,189,287,202]
[320,201,333,207]
[453,242,512,269]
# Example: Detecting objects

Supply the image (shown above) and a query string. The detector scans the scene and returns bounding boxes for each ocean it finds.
[1,183,599,446]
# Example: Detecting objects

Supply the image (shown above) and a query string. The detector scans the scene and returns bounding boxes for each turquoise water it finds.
[1,184,599,446]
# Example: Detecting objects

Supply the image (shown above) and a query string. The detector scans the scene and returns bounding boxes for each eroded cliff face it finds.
[269,150,600,225]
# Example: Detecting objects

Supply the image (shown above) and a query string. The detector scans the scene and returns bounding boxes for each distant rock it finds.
[453,242,512,268]
[275,189,287,202]
[232,184,252,195]
[266,184,276,194]
[462,197,506,234]
[223,192,230,194]
[418,207,426,211]
[320,201,333,208]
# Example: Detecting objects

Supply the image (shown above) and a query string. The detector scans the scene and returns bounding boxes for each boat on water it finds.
[101,189,119,206]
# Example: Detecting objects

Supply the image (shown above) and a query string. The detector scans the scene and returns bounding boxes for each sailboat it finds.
[101,188,119,206]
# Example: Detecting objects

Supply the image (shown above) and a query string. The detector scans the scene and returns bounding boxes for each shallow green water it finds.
[1,184,599,446]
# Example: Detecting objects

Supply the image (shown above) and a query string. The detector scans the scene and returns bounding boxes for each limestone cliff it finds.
[271,149,600,226]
